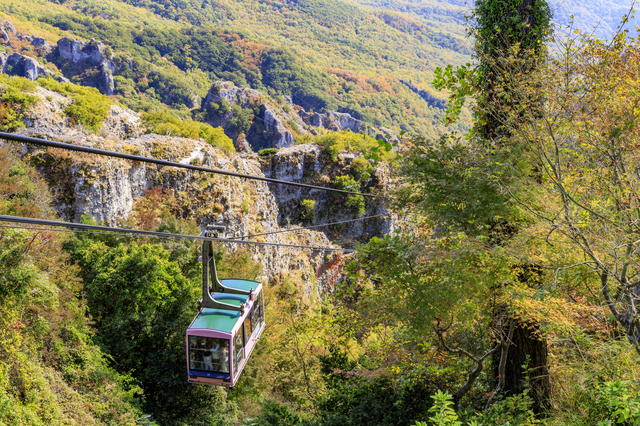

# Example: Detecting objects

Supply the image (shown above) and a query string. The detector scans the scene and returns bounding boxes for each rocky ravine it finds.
[9,85,396,298]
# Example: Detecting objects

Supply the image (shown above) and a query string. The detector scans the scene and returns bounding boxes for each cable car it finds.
[186,226,265,387]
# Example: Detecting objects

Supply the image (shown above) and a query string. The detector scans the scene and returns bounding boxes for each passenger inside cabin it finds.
[189,336,230,372]
[221,347,229,372]
[203,350,213,370]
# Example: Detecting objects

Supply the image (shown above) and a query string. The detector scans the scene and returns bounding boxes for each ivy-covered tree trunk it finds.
[473,0,552,414]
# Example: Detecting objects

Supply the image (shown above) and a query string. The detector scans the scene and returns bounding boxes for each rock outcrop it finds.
[203,81,396,151]
[19,34,53,54]
[57,38,108,64]
[298,109,365,133]
[0,52,52,80]
[203,81,300,150]
[1,19,15,35]
[56,38,115,95]
[20,86,143,139]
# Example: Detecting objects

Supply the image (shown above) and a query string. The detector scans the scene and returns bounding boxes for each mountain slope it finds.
[0,0,473,138]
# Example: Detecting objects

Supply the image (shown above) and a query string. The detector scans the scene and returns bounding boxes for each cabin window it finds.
[188,336,229,373]
[251,291,265,332]
[233,329,244,371]
[244,316,252,342]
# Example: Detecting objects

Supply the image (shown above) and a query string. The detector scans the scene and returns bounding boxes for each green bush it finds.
[0,74,39,131]
[313,131,394,163]
[64,233,241,425]
[258,148,279,156]
[38,77,111,132]
[226,104,254,135]
[142,109,235,152]
[350,157,370,180]
[334,175,365,216]
[254,400,305,426]
[585,380,640,425]
[300,199,316,221]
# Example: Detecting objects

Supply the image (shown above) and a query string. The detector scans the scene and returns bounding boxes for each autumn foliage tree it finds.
[496,29,640,355]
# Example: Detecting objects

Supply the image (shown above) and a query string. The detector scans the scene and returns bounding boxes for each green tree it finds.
[226,104,254,135]
[492,29,640,358]
[65,236,239,425]
[472,0,552,141]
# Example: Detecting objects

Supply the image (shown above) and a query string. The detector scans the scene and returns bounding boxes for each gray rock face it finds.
[18,35,53,54]
[57,37,115,95]
[4,52,53,80]
[262,106,294,148]
[101,62,114,96]
[0,29,8,43]
[261,144,395,240]
[298,109,364,133]
[203,81,397,150]
[57,38,108,64]
[327,111,363,132]
[11,91,394,295]
[203,81,261,119]
[20,87,142,138]
[203,81,296,150]
[1,19,16,35]
[32,36,52,54]
[18,133,349,293]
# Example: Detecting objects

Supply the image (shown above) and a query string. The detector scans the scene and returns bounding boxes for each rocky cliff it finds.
[8,84,395,298]
[203,81,396,151]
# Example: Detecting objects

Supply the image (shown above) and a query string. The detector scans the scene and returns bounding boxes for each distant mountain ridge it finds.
[545,0,638,39]
[354,0,638,41]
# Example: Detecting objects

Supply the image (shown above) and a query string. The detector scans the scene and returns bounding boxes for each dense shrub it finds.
[299,199,316,221]
[226,104,255,135]
[302,130,394,164]
[334,175,365,216]
[0,74,39,131]
[38,77,111,132]
[0,151,142,425]
[142,109,235,152]
[64,231,240,425]
[258,148,279,156]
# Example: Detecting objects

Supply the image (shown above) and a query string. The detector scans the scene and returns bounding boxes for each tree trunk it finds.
[494,321,550,415]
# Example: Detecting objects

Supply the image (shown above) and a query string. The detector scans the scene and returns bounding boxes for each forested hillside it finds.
[0,0,473,139]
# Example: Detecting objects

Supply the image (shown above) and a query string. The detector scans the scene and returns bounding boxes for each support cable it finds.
[236,213,388,239]
[0,132,377,198]
[0,215,354,252]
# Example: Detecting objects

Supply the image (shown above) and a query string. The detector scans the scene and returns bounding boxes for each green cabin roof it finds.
[189,294,246,333]
[220,278,259,292]
[189,279,260,334]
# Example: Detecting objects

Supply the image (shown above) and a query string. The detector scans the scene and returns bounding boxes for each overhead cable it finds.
[0,132,377,198]
[236,213,388,239]
[0,215,355,252]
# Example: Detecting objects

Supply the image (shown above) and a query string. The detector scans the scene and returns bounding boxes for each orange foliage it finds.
[324,67,374,92]
[226,34,269,70]
[131,186,176,231]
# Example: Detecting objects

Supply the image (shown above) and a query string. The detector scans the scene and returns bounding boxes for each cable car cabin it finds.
[186,280,264,386]
[186,227,265,387]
